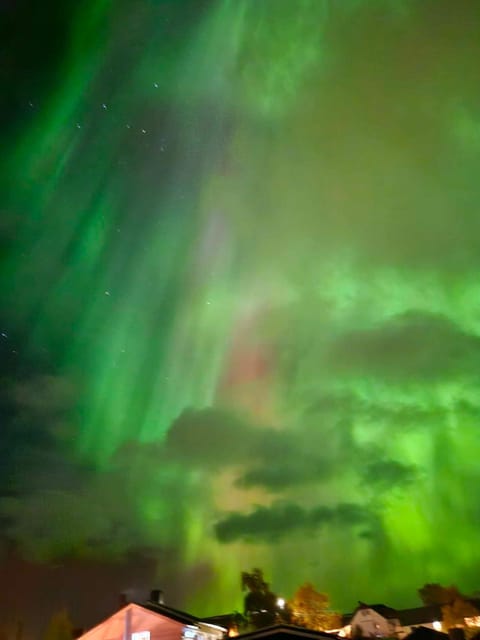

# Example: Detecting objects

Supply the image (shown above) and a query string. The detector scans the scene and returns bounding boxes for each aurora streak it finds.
[2,0,480,620]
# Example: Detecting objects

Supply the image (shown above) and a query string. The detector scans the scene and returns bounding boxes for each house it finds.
[341,603,446,638]
[398,606,444,637]
[345,603,401,638]
[77,592,227,640]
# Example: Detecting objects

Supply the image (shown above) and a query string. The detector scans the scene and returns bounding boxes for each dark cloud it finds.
[215,501,370,543]
[1,447,201,561]
[165,407,253,465]
[0,380,203,561]
[236,457,333,491]
[165,406,427,498]
[166,407,342,491]
[0,393,429,563]
[0,374,81,500]
[327,311,480,381]
[11,374,77,418]
[361,404,448,433]
[361,459,417,493]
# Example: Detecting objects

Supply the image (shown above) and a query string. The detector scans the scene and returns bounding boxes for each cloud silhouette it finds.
[215,502,371,543]
[327,312,480,381]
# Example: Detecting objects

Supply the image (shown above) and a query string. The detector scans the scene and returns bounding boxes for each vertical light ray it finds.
[3,0,480,613]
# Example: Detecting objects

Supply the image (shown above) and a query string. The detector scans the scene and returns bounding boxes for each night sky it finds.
[2,0,480,637]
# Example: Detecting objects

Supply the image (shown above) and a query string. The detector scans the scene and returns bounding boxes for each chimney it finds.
[150,590,164,605]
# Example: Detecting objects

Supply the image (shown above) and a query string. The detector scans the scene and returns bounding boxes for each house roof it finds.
[139,601,200,626]
[236,623,337,640]
[79,603,189,640]
[140,600,227,631]
[343,601,460,627]
[79,600,227,640]
[343,602,398,624]
[202,613,244,628]
[398,606,442,627]
[359,604,398,619]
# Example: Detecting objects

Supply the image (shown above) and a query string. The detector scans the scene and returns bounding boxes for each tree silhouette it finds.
[241,568,287,629]
[418,584,461,606]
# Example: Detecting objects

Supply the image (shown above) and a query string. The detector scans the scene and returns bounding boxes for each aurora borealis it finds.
[2,0,480,631]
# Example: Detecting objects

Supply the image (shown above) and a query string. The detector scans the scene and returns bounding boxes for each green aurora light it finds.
[2,0,480,617]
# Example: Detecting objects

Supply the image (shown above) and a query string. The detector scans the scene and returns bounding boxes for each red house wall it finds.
[80,604,186,640]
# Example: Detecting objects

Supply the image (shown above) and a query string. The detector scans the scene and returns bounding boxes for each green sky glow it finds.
[2,0,480,617]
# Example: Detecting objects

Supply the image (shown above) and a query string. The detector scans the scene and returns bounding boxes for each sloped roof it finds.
[140,600,227,631]
[139,601,199,626]
[343,603,398,624]
[398,606,442,627]
[202,613,244,628]
[361,604,398,619]
[78,601,227,640]
[79,603,188,640]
